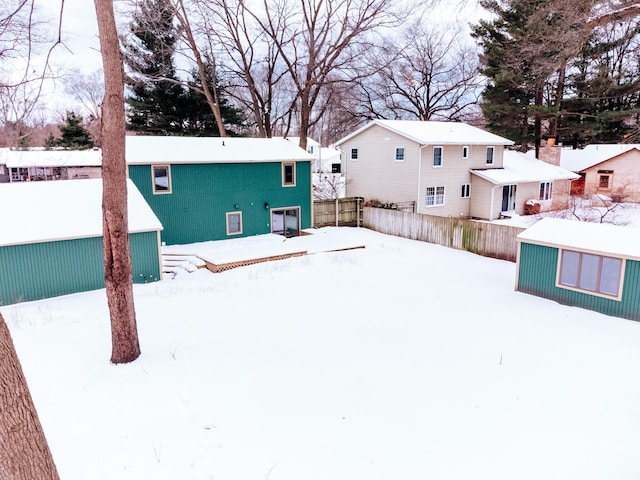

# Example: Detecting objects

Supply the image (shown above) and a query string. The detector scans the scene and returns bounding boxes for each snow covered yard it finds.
[3,227,640,479]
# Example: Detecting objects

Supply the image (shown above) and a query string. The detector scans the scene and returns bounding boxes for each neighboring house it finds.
[0,147,102,183]
[125,136,314,245]
[516,217,640,321]
[539,143,640,202]
[336,119,576,219]
[0,178,163,305]
[470,150,579,217]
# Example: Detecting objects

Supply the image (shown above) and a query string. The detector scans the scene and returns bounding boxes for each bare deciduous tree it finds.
[0,312,60,479]
[357,19,482,121]
[63,68,104,145]
[94,0,141,364]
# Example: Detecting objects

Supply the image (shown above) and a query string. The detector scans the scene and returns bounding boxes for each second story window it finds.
[395,147,405,162]
[462,146,469,159]
[350,148,358,160]
[486,146,495,164]
[282,162,296,186]
[433,146,443,166]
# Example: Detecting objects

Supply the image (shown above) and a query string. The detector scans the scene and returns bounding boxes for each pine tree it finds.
[57,111,94,150]
[123,0,185,135]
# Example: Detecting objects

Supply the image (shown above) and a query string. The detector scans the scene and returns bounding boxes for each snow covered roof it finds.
[125,136,314,165]
[517,217,640,260]
[471,150,579,185]
[0,148,101,168]
[0,178,162,247]
[335,119,514,146]
[559,144,640,172]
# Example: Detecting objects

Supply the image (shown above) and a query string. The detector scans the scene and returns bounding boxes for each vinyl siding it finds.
[341,125,506,217]
[469,176,502,220]
[342,125,420,205]
[517,241,640,321]
[129,162,312,245]
[0,232,160,305]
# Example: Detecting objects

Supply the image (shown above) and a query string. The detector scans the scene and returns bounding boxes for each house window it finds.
[486,146,495,164]
[152,165,171,194]
[350,148,358,160]
[558,249,623,298]
[539,181,553,201]
[598,170,613,189]
[282,162,296,186]
[331,163,341,173]
[226,211,243,235]
[461,184,470,198]
[433,146,443,166]
[395,147,405,162]
[426,186,445,206]
[462,146,469,159]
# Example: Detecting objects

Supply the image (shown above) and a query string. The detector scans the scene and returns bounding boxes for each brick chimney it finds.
[538,138,561,166]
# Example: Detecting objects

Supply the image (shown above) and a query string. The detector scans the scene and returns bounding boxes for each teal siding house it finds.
[0,179,163,306]
[125,136,314,246]
[516,218,640,321]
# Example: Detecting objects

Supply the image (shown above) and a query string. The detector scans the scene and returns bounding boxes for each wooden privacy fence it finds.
[363,207,526,262]
[314,197,364,227]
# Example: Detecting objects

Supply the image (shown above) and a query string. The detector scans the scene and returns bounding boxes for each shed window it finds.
[282,162,296,186]
[486,146,495,164]
[558,249,623,298]
[395,147,405,162]
[539,181,553,201]
[433,146,443,166]
[152,165,171,194]
[226,212,243,235]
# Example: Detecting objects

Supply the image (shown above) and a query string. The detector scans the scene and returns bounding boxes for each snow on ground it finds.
[3,226,640,479]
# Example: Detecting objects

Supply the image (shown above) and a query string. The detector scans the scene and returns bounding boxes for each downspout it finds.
[417,144,429,213]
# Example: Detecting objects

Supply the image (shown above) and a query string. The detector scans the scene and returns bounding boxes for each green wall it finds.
[128,162,312,245]
[517,242,640,321]
[0,232,160,306]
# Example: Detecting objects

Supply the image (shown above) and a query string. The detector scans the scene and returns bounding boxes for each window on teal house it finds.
[152,165,171,194]
[226,211,243,235]
[282,162,296,186]
[558,249,623,298]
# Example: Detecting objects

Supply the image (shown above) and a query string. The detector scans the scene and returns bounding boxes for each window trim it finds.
[282,162,296,187]
[433,146,443,167]
[226,211,243,236]
[486,146,495,165]
[461,183,471,198]
[597,170,613,190]
[426,185,445,207]
[556,248,625,301]
[395,147,405,162]
[152,165,172,194]
[539,181,553,201]
[462,146,469,159]
[350,148,359,161]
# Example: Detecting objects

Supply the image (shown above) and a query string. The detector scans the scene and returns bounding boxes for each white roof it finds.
[335,119,514,146]
[0,178,162,247]
[0,148,101,168]
[125,136,314,165]
[559,144,640,172]
[517,217,640,260]
[471,150,579,185]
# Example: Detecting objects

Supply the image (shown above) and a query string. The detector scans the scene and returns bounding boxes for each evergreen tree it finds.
[56,111,94,150]
[181,63,246,136]
[123,0,185,135]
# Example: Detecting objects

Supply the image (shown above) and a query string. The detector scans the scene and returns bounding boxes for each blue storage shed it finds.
[516,217,640,321]
[0,178,163,305]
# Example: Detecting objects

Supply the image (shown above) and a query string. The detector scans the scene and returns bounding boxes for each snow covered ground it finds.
[3,224,640,479]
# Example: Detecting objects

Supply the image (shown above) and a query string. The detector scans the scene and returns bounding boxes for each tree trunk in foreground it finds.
[94,0,141,364]
[0,313,59,480]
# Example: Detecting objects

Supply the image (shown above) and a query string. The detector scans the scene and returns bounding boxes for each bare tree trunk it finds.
[0,313,59,480]
[94,0,141,364]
